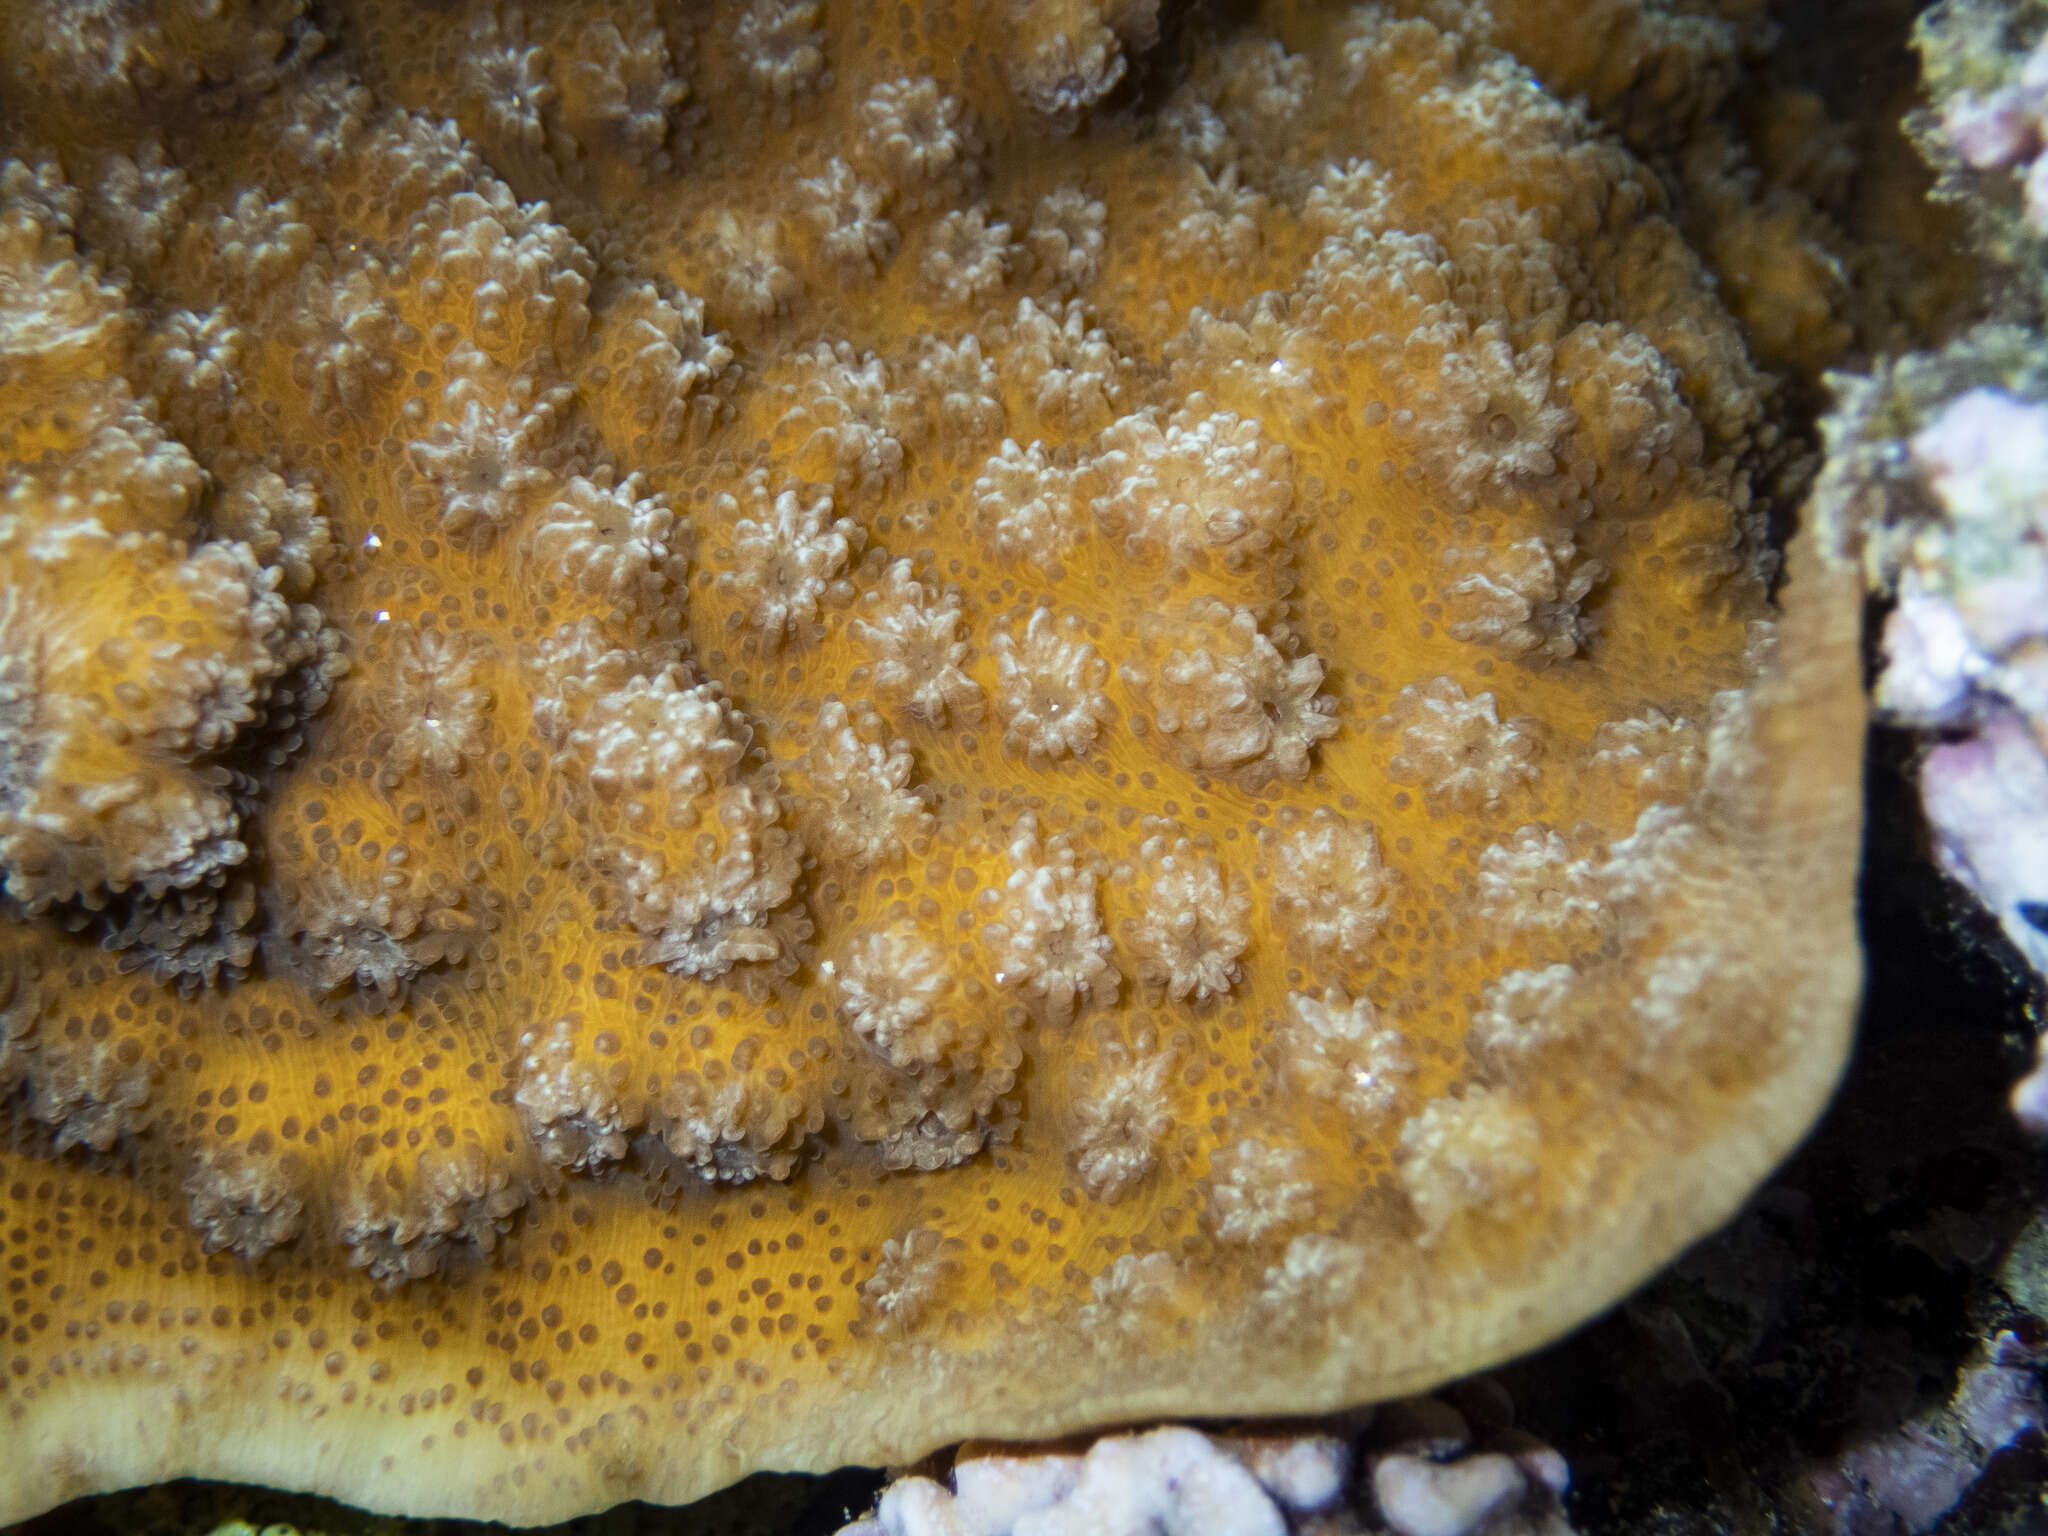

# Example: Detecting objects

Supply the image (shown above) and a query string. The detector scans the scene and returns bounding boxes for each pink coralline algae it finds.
[1936,30,2048,233]
[1810,1330,2048,1535]
[1824,363,2048,1123]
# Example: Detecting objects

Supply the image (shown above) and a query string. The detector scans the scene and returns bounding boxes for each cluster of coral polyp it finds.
[0,0,1862,1523]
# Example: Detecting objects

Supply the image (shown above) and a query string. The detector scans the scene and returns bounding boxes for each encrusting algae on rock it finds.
[0,0,1864,1524]
[1810,0,2048,1135]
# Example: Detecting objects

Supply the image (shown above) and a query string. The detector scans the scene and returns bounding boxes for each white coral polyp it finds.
[555,18,684,164]
[1129,837,1250,1002]
[183,1143,305,1262]
[1163,163,1266,264]
[1303,156,1394,240]
[523,618,679,745]
[830,923,954,1071]
[1268,810,1391,968]
[86,145,189,270]
[920,205,1013,304]
[1027,186,1107,292]
[603,280,731,447]
[859,76,978,191]
[336,1143,526,1286]
[1396,1088,1543,1245]
[654,1072,806,1185]
[1280,988,1416,1126]
[1472,825,1608,946]
[568,667,802,976]
[1006,3,1155,122]
[973,438,1080,572]
[1085,1250,1183,1328]
[525,473,687,638]
[1383,676,1543,812]
[211,469,331,601]
[140,306,239,447]
[22,1018,157,1155]
[207,190,313,290]
[609,783,800,979]
[734,0,825,104]
[574,669,745,805]
[802,700,930,868]
[1207,1137,1317,1243]
[377,621,492,776]
[460,8,555,152]
[859,1226,953,1335]
[1127,604,1337,784]
[988,821,1118,1019]
[405,389,557,543]
[1441,529,1605,663]
[1195,35,1312,142]
[1071,1043,1177,1202]
[781,340,922,493]
[702,211,801,321]
[798,157,898,276]
[852,561,985,726]
[514,1014,635,1172]
[1401,323,1576,509]
[285,866,480,1009]
[1588,709,1705,808]
[1260,1233,1371,1313]
[291,262,397,415]
[1468,964,1579,1077]
[1093,406,1297,565]
[716,476,858,645]
[429,199,595,362]
[1001,296,1123,427]
[992,605,1113,762]
[913,334,1005,447]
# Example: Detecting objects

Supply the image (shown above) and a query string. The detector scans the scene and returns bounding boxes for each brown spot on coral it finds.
[0,0,1861,1524]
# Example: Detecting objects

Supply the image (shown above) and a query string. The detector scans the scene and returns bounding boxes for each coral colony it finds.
[0,0,1863,1528]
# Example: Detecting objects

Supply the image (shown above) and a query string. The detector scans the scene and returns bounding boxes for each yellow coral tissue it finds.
[0,0,1864,1524]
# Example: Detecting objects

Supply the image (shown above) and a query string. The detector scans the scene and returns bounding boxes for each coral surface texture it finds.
[0,0,1865,1524]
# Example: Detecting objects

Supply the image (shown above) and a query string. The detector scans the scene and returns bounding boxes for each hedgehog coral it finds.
[0,0,1863,1525]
